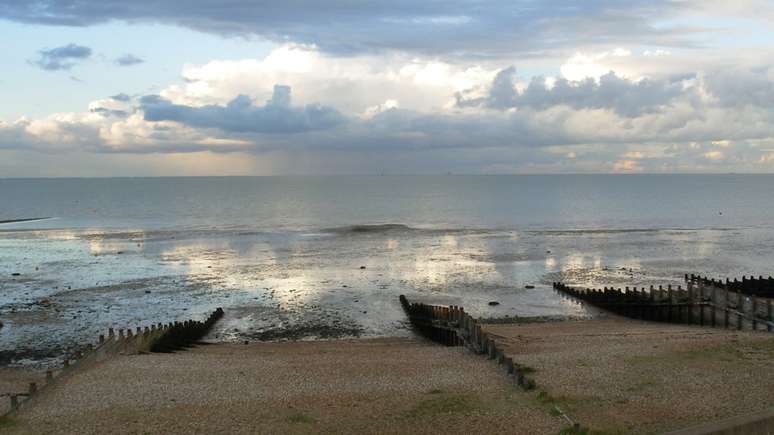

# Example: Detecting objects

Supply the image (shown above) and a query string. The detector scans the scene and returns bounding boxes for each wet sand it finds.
[483,316,774,434]
[2,338,563,434]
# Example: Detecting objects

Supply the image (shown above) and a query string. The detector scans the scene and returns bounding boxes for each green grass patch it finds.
[0,416,15,429]
[514,363,536,374]
[286,412,315,424]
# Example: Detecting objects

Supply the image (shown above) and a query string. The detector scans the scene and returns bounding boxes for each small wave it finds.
[323,224,495,236]
[325,224,417,234]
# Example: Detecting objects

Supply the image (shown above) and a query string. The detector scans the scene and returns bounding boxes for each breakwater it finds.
[4,308,224,416]
[399,295,537,391]
[554,278,774,332]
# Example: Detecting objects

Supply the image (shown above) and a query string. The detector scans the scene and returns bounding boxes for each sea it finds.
[2,175,774,366]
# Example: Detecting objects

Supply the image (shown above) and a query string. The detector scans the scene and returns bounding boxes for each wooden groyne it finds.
[554,280,774,332]
[686,273,774,298]
[4,308,224,417]
[399,295,537,392]
[151,308,224,352]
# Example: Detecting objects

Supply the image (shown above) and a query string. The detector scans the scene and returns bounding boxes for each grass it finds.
[285,412,315,424]
[513,363,536,374]
[0,416,15,429]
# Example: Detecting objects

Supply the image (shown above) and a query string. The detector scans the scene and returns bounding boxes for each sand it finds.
[2,338,563,434]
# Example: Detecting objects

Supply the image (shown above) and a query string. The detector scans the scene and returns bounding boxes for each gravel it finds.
[483,315,774,434]
[5,337,562,434]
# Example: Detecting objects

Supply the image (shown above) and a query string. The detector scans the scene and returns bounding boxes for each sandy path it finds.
[3,337,563,434]
[483,317,774,434]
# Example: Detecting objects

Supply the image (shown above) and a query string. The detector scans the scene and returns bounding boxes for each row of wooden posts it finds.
[553,280,774,332]
[399,295,537,391]
[685,274,774,298]
[5,308,224,416]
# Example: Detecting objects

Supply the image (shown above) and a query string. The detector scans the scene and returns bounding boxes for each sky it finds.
[1,1,774,176]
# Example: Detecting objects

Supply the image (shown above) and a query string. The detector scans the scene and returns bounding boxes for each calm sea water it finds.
[2,175,774,365]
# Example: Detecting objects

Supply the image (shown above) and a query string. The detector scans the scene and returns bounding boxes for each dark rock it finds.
[360,266,366,270]
[525,285,535,289]
[488,301,500,306]
[11,273,20,276]
[145,290,151,294]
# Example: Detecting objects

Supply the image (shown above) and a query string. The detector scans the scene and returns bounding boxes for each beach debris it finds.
[11,273,20,276]
[360,266,366,269]
[525,285,535,289]
[488,301,500,306]
[145,290,151,294]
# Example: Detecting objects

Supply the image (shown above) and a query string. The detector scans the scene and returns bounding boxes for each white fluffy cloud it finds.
[3,44,774,174]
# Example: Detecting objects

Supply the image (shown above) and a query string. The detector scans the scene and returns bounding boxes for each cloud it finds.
[703,67,774,108]
[114,53,144,66]
[30,43,92,71]
[458,67,692,117]
[0,1,698,57]
[4,42,774,174]
[612,159,643,172]
[110,93,132,102]
[140,85,346,134]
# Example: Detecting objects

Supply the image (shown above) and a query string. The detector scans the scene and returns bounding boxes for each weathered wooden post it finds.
[724,290,730,328]
[10,394,18,411]
[752,297,758,330]
[46,369,53,383]
[698,284,705,326]
[29,382,37,395]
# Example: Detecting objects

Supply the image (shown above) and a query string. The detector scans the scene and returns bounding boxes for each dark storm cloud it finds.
[114,53,144,66]
[1,1,691,57]
[140,85,346,134]
[30,43,91,71]
[459,67,691,117]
